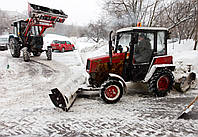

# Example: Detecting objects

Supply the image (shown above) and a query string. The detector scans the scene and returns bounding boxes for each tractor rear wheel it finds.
[100,80,123,104]
[9,38,20,58]
[149,69,174,97]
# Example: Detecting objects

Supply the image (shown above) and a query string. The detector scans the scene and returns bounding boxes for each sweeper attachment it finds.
[49,27,178,111]
[177,96,198,119]
[9,3,68,62]
[173,64,197,93]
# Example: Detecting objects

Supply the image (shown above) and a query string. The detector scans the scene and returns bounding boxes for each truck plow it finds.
[49,88,77,111]
[49,87,100,111]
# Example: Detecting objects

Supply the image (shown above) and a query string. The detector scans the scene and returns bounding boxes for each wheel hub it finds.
[105,86,118,98]
[157,76,170,91]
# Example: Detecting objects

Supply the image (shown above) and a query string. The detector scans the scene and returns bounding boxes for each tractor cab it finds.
[11,20,43,48]
[115,27,169,61]
[12,20,42,37]
[113,27,172,81]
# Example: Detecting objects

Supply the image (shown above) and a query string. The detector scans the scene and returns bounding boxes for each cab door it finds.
[131,32,154,81]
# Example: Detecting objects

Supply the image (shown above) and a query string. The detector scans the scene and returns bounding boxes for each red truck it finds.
[51,40,75,52]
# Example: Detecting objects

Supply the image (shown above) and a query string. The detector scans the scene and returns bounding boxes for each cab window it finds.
[134,32,154,63]
[116,33,131,53]
[60,41,66,44]
[66,41,71,44]
[157,31,166,55]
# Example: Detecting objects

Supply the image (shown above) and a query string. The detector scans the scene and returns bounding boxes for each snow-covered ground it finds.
[0,35,197,137]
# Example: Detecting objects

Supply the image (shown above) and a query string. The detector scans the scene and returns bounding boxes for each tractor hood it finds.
[86,53,126,73]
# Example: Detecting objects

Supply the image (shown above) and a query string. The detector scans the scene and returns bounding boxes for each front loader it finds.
[9,3,68,62]
[50,27,176,111]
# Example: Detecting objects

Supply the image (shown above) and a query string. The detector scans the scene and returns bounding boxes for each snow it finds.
[0,34,198,136]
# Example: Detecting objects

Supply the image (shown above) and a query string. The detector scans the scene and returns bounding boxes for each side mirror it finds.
[132,33,138,44]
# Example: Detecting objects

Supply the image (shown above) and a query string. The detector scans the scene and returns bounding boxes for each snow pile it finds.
[168,39,198,71]
[168,39,198,84]
[0,57,8,71]
[77,39,108,65]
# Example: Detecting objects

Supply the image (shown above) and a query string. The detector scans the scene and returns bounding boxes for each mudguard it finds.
[143,64,175,82]
[109,73,127,93]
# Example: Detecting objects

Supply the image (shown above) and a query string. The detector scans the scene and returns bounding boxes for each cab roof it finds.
[116,27,169,33]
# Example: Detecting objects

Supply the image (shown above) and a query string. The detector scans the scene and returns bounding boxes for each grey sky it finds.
[0,0,103,26]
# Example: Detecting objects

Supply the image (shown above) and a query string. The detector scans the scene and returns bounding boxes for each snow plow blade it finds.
[177,96,198,119]
[49,88,77,111]
[174,72,196,93]
[28,3,68,23]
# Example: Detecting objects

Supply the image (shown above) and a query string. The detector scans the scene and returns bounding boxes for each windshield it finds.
[52,40,59,44]
[60,41,66,44]
[116,33,131,53]
[0,38,8,43]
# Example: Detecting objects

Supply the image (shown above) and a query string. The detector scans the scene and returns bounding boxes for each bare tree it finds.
[86,19,108,43]
[103,0,164,28]
[153,0,197,42]
[0,10,11,35]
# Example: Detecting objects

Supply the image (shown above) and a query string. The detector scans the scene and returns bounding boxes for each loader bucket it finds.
[49,88,77,111]
[28,3,68,23]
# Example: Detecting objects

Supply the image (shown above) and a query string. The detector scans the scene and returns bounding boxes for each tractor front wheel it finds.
[46,47,52,60]
[9,38,20,58]
[100,80,123,104]
[23,47,30,62]
[149,69,174,97]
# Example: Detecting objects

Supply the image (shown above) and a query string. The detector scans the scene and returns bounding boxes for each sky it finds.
[0,0,103,26]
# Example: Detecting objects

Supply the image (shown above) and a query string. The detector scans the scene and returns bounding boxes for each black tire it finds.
[61,48,65,53]
[47,47,52,60]
[33,51,41,56]
[148,69,174,97]
[9,38,20,58]
[23,47,30,62]
[100,80,123,104]
[72,47,75,51]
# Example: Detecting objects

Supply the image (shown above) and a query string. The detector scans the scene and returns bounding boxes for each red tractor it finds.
[50,26,175,111]
[8,3,68,62]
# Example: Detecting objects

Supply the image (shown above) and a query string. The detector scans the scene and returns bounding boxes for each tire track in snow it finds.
[0,50,87,137]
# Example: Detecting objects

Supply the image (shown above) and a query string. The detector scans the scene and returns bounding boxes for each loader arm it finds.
[21,3,68,44]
